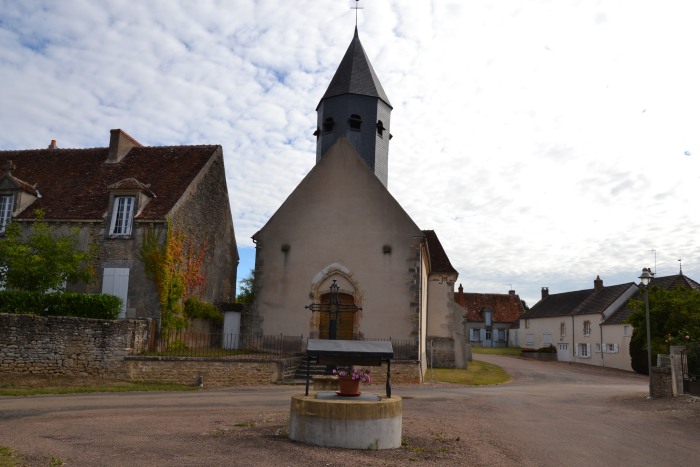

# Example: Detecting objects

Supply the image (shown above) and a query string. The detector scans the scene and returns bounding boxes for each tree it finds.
[626,285,700,374]
[0,210,95,293]
[236,270,255,304]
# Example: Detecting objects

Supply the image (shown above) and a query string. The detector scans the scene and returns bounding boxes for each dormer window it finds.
[376,120,385,137]
[323,118,335,133]
[348,114,362,130]
[0,194,14,234]
[109,196,135,236]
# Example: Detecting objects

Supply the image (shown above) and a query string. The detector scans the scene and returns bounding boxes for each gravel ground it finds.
[2,356,699,466]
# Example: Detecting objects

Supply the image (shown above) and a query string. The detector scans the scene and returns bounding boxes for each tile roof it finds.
[603,273,700,325]
[0,143,219,221]
[521,281,635,319]
[318,27,392,109]
[455,287,524,323]
[422,230,458,275]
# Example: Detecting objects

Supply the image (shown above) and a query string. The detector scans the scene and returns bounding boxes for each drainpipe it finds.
[571,315,576,362]
[599,322,605,367]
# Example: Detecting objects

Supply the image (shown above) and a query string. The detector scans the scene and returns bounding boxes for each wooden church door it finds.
[319,292,355,340]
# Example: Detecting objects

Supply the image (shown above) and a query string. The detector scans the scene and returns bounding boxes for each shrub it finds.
[184,297,222,324]
[0,291,122,320]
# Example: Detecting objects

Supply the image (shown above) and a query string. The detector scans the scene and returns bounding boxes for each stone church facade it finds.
[248,28,464,378]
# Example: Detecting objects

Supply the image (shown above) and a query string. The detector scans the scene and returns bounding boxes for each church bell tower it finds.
[315,27,392,188]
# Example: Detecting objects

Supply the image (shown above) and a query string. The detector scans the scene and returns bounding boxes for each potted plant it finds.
[332,367,373,396]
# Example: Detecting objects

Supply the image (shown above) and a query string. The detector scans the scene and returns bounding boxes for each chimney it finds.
[508,289,516,296]
[541,287,549,300]
[594,275,603,291]
[457,283,464,305]
[107,129,142,163]
[48,139,58,149]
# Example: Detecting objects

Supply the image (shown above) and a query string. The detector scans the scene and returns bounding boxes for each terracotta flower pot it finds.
[337,376,361,396]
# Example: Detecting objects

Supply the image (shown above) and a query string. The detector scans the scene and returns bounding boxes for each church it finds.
[247,28,465,379]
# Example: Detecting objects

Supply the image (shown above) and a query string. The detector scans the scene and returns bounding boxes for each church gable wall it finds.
[253,141,422,341]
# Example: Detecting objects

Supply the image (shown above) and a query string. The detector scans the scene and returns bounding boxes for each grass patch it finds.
[471,346,522,356]
[0,446,22,467]
[0,376,200,397]
[427,360,510,385]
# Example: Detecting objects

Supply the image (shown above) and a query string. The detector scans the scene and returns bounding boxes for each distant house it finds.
[0,129,238,323]
[454,285,524,347]
[516,275,638,370]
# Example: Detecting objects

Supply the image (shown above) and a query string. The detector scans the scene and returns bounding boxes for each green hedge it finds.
[0,291,122,320]
[184,297,222,324]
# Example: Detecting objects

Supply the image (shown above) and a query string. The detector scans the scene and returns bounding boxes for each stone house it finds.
[454,285,525,347]
[0,129,238,323]
[249,28,463,376]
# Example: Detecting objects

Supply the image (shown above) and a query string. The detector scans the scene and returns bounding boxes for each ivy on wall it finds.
[139,218,207,334]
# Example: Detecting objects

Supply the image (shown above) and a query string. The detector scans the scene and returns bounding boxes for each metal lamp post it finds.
[639,267,654,399]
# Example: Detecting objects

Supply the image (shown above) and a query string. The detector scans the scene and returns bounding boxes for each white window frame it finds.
[560,322,566,337]
[543,332,552,345]
[485,329,492,341]
[577,343,591,358]
[109,196,135,236]
[583,320,591,337]
[0,194,14,233]
[624,325,631,337]
[603,343,619,353]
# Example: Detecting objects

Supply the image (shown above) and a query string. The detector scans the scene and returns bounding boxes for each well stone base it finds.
[288,392,402,450]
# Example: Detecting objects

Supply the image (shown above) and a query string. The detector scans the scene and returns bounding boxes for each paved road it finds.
[1,355,699,466]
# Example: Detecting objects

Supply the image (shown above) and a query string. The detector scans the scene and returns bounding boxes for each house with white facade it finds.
[515,276,638,371]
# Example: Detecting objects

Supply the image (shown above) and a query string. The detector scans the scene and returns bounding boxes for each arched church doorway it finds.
[318,292,356,340]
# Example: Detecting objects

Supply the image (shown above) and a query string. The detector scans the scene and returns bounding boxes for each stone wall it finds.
[125,356,302,387]
[0,313,151,378]
[651,366,673,398]
[427,337,457,368]
[365,361,423,385]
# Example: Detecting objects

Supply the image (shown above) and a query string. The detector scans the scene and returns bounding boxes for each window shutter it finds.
[613,344,619,353]
[102,268,130,318]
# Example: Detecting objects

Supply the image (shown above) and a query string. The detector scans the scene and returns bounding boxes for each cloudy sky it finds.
[1,0,698,306]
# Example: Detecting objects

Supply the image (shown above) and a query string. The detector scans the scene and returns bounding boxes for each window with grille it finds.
[583,320,591,336]
[0,195,13,233]
[109,196,135,236]
[577,343,590,358]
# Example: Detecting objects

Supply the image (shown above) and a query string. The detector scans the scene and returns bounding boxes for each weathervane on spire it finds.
[679,258,683,274]
[351,0,363,28]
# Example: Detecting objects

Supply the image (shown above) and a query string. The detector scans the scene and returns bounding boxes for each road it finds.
[1,355,698,466]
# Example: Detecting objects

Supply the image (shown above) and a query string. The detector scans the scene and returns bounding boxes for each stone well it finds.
[288,392,402,450]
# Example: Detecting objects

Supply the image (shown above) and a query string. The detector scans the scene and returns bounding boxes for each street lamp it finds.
[639,267,654,399]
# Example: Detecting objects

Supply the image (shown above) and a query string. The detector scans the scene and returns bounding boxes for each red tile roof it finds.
[0,144,219,221]
[455,287,525,324]
[423,230,458,275]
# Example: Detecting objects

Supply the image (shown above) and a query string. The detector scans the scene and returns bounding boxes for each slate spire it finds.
[315,28,393,188]
[318,27,391,108]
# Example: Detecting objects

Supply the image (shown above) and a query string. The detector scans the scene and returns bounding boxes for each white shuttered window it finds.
[0,195,14,233]
[109,196,135,236]
[102,268,130,318]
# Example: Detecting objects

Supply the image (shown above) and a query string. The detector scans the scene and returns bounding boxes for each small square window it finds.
[109,196,135,236]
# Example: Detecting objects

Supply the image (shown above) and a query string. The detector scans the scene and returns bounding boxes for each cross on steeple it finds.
[351,0,363,28]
